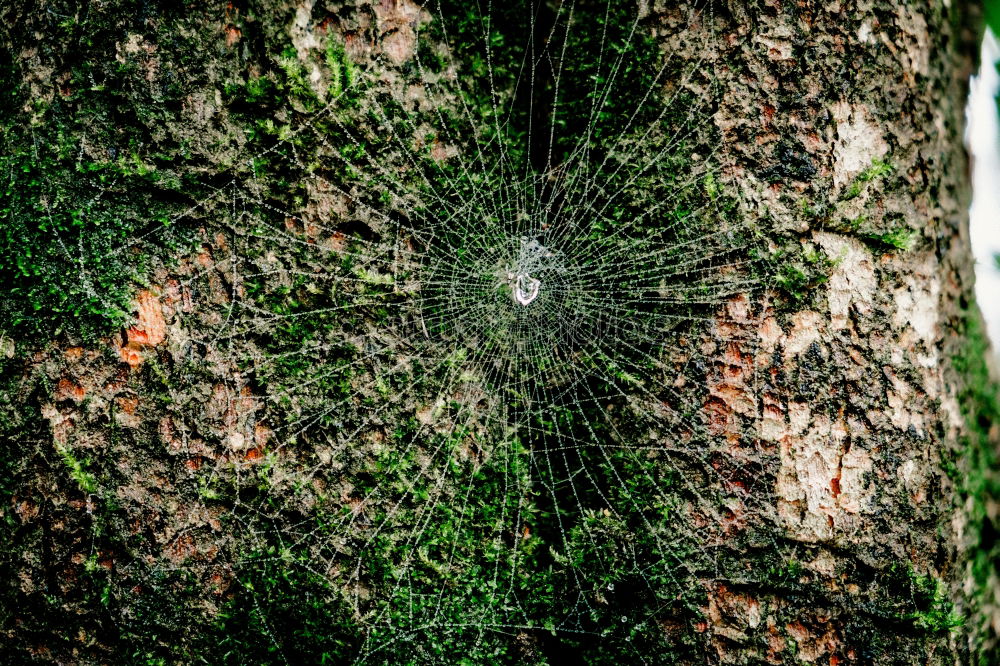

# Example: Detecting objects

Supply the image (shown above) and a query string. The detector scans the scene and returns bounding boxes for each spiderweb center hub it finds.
[511,273,541,306]
[502,237,555,307]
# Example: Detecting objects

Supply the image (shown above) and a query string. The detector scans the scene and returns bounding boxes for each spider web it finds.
[33,1,782,662]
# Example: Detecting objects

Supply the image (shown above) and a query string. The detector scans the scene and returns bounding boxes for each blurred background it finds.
[971,4,1000,345]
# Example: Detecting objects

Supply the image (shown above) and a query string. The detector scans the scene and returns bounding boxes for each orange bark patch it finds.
[117,345,144,369]
[316,16,336,34]
[254,423,272,449]
[766,622,786,662]
[784,619,839,662]
[166,534,197,563]
[128,290,167,347]
[326,231,347,251]
[786,621,809,641]
[344,32,365,57]
[116,396,140,415]
[56,377,86,403]
[223,2,243,46]
[209,569,232,595]
[705,582,763,658]
[704,296,756,443]
[196,245,214,268]
[118,289,167,369]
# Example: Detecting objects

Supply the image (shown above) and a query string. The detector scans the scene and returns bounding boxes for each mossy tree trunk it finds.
[705,1,997,663]
[1,0,997,664]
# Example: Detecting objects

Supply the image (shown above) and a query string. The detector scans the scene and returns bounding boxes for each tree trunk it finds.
[0,1,995,664]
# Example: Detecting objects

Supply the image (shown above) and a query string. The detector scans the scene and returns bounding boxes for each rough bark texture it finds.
[707,2,992,662]
[0,0,995,664]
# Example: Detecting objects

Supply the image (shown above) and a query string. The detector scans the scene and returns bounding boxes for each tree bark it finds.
[0,0,994,664]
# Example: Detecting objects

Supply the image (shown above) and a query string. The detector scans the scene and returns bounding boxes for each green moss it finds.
[843,158,894,200]
[278,46,321,110]
[54,440,98,495]
[325,34,356,98]
[1,135,149,339]
[225,75,280,106]
[0,2,770,662]
[195,551,359,665]
[767,558,804,586]
[950,305,1000,649]
[773,240,838,303]
[863,227,917,252]
[903,573,963,633]
[0,2,210,340]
